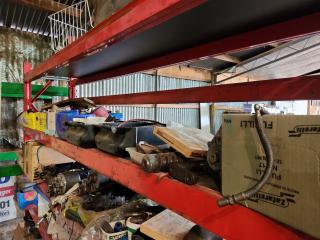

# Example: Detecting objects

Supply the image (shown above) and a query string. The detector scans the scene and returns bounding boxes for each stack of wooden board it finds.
[153,127,213,159]
[140,209,195,240]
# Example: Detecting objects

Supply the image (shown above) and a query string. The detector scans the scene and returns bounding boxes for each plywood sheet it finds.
[140,209,195,240]
[153,127,213,158]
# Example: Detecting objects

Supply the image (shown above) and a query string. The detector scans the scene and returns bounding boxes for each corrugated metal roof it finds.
[0,0,82,36]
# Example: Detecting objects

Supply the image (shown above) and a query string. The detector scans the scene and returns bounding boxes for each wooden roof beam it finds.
[144,65,212,82]
[214,54,241,64]
[18,0,69,12]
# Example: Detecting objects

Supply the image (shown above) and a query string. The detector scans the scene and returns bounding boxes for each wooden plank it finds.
[214,54,241,64]
[140,209,195,240]
[153,127,213,158]
[144,65,212,82]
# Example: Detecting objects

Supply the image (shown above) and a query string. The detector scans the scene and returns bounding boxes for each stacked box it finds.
[0,176,16,222]
[222,114,320,238]
[23,142,75,182]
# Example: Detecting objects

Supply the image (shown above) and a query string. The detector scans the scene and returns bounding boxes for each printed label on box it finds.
[0,196,16,222]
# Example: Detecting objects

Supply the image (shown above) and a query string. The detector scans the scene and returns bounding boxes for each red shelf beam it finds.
[77,12,320,85]
[25,205,52,240]
[24,128,307,240]
[88,75,320,105]
[24,0,205,82]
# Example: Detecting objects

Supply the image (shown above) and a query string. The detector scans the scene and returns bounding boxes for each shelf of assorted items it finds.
[24,127,309,240]
[21,1,320,239]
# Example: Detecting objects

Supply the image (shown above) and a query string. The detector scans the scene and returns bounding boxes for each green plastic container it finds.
[0,152,22,177]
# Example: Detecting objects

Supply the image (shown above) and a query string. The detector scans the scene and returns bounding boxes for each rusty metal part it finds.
[168,162,199,185]
[79,171,109,195]
[207,127,222,190]
[47,171,82,197]
[136,141,162,154]
[218,104,274,207]
[141,152,182,172]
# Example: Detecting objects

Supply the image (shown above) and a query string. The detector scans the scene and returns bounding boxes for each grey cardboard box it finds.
[222,114,320,238]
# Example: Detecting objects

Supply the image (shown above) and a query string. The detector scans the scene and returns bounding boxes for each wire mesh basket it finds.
[49,0,93,52]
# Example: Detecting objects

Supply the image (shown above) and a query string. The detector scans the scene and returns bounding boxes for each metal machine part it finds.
[184,225,222,240]
[168,162,200,185]
[95,120,165,157]
[82,193,127,212]
[141,152,182,173]
[218,104,274,207]
[207,127,222,190]
[64,122,98,148]
[79,171,109,195]
[47,170,88,197]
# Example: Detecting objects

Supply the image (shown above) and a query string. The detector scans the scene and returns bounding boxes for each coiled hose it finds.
[218,104,274,207]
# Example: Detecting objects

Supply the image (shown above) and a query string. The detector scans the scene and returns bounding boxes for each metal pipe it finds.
[218,104,274,207]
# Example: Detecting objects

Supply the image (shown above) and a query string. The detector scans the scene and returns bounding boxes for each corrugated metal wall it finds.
[77,74,208,127]
[0,28,52,147]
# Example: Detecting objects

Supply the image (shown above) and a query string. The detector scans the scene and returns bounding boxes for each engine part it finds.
[207,127,222,190]
[65,122,98,148]
[218,104,274,207]
[184,225,222,240]
[95,120,165,157]
[136,141,162,154]
[141,152,182,172]
[82,193,127,212]
[79,171,109,195]
[168,162,199,185]
[47,170,89,197]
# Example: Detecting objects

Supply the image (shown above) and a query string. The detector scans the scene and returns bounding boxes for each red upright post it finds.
[23,62,33,142]
[23,62,32,111]
[68,78,77,99]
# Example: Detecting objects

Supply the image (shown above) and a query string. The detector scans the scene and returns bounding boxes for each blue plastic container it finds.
[110,112,124,121]
[17,190,38,209]
[56,110,79,139]
[56,110,94,139]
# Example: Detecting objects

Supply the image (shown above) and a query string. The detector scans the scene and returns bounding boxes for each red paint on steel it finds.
[23,62,32,111]
[31,80,53,103]
[77,12,320,85]
[25,205,52,240]
[88,75,320,105]
[24,127,305,240]
[68,78,77,99]
[24,0,206,82]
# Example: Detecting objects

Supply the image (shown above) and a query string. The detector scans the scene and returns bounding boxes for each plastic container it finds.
[23,112,37,129]
[56,110,79,138]
[56,110,80,139]
[91,106,109,117]
[110,112,124,121]
[56,111,95,139]
[17,190,38,209]
[35,112,47,132]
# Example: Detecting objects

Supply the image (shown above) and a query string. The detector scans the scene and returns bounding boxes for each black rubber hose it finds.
[218,104,274,207]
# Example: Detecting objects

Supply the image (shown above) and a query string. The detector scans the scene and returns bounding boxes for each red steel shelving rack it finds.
[23,1,320,239]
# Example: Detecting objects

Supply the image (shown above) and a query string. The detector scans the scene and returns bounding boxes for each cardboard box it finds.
[0,176,17,222]
[46,106,63,136]
[222,114,320,238]
[23,142,75,182]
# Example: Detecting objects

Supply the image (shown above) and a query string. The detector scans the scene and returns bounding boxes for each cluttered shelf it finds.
[25,205,52,240]
[24,127,306,240]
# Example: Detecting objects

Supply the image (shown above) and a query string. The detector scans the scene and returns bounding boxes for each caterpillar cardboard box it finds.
[222,114,320,238]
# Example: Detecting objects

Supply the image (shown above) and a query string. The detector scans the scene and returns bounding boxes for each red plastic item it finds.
[91,106,110,117]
